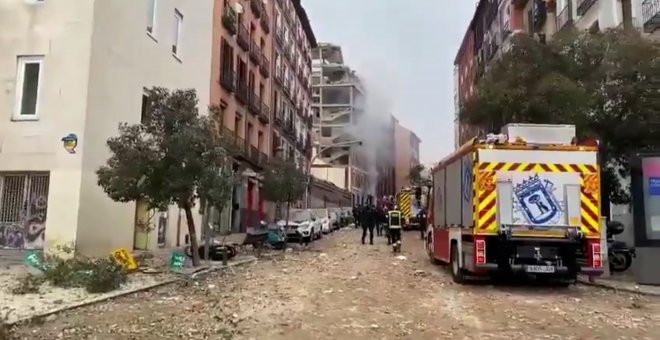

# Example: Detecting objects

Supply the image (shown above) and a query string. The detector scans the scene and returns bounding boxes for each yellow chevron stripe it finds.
[399,192,412,218]
[580,173,601,237]
[478,162,599,173]
[477,189,497,234]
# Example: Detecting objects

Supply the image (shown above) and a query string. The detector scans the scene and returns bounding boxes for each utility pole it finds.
[621,0,633,32]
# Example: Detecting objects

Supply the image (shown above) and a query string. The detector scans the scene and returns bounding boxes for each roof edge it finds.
[292,0,318,48]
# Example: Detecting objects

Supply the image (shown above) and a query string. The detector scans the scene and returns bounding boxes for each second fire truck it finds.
[426,124,604,284]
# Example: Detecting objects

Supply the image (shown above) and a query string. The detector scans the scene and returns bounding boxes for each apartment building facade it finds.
[310,43,372,204]
[394,123,421,191]
[213,0,316,229]
[270,0,316,169]
[454,0,658,147]
[0,0,214,254]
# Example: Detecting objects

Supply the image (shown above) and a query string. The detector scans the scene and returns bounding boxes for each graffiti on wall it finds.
[0,195,48,249]
[0,174,50,250]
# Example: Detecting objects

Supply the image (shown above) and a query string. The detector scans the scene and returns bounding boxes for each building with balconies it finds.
[213,0,276,231]
[270,0,317,171]
[394,123,421,191]
[0,0,214,254]
[310,43,372,204]
[453,0,652,149]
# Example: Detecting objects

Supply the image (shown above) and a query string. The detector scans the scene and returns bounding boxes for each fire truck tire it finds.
[427,234,441,265]
[450,245,466,284]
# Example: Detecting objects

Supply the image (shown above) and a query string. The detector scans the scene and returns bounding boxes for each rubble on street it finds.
[8,229,660,340]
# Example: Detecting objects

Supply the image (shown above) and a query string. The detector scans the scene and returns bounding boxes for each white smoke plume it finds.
[342,63,399,199]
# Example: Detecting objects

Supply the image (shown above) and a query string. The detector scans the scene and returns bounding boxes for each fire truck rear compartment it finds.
[483,237,580,277]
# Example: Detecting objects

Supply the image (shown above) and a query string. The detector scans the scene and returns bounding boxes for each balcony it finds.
[236,79,249,104]
[260,11,270,34]
[274,110,284,126]
[249,0,261,18]
[259,53,270,78]
[275,27,285,48]
[576,0,597,17]
[283,120,296,138]
[219,67,235,92]
[222,7,238,35]
[247,145,261,166]
[274,68,284,86]
[295,139,304,151]
[556,4,573,32]
[237,24,250,51]
[248,92,261,115]
[643,0,660,32]
[259,102,270,124]
[249,41,261,64]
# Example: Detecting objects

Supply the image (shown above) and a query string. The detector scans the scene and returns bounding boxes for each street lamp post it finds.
[304,140,362,209]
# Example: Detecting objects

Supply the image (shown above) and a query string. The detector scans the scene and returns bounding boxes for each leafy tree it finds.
[408,164,430,187]
[261,158,306,224]
[460,29,660,205]
[97,87,236,266]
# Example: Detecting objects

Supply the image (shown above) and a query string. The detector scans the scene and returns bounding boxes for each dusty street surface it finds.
[10,228,660,340]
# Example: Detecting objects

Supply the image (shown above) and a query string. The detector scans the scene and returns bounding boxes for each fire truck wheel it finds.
[427,234,441,265]
[450,245,466,284]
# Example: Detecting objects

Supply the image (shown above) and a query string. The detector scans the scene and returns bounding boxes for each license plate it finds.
[526,265,555,273]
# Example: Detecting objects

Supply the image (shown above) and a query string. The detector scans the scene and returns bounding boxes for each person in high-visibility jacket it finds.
[388,209,403,250]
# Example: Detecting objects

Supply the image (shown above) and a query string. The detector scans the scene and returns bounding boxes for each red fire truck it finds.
[426,124,603,284]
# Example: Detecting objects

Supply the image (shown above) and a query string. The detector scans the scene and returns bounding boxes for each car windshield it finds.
[289,210,312,222]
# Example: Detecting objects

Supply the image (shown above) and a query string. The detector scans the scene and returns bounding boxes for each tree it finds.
[408,164,430,187]
[261,158,306,225]
[460,29,660,204]
[97,87,236,266]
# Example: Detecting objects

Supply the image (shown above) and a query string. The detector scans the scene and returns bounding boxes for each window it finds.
[258,131,264,151]
[141,89,152,124]
[247,123,253,144]
[172,9,183,56]
[147,0,158,36]
[234,115,242,134]
[14,56,43,120]
[321,127,332,137]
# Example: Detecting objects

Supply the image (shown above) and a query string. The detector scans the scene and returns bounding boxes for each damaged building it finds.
[310,43,372,204]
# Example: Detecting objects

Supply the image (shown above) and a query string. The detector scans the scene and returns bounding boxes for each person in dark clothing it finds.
[418,208,428,240]
[375,206,385,236]
[353,205,361,229]
[361,205,376,245]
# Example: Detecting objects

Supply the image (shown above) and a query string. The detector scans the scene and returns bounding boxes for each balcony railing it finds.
[275,27,285,47]
[556,4,572,31]
[576,0,597,17]
[283,120,296,137]
[237,24,250,51]
[249,0,261,18]
[222,7,238,35]
[236,79,249,104]
[219,67,235,92]
[274,110,284,126]
[249,41,261,64]
[643,0,660,32]
[259,53,270,78]
[248,93,261,114]
[259,102,270,124]
[260,11,270,34]
[274,68,283,86]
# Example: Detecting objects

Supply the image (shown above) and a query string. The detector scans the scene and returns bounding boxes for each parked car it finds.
[277,209,321,244]
[312,208,339,233]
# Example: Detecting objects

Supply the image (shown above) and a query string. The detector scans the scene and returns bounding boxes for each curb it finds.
[7,256,261,326]
[577,278,660,297]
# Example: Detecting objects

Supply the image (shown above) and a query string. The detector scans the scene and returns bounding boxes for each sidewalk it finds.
[578,272,660,296]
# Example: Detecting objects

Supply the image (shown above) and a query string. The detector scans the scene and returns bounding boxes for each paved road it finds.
[11,228,660,339]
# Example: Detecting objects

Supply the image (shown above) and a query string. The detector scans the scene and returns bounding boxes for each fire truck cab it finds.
[426,124,604,283]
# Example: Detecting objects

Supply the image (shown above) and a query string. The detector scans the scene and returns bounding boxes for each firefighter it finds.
[388,208,403,252]
[361,205,376,245]
[418,207,428,240]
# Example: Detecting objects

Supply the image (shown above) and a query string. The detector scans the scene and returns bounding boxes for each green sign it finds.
[24,251,47,272]
[169,252,186,271]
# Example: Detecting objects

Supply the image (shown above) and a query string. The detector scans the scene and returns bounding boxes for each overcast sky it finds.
[303,0,476,164]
